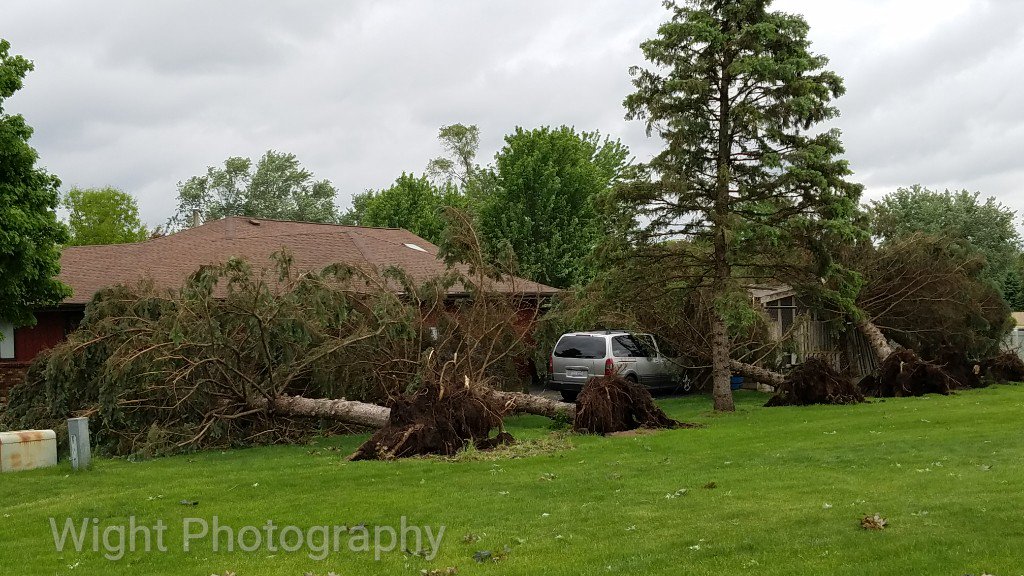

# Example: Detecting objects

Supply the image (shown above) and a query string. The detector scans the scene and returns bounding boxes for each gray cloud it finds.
[4,0,1023,228]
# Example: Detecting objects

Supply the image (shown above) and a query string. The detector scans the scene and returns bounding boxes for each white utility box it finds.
[0,430,58,473]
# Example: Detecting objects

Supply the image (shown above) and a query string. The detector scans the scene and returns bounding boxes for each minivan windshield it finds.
[553,335,606,359]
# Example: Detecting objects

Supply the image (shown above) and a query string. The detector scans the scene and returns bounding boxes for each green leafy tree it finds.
[426,124,480,188]
[63,186,148,246]
[340,173,465,245]
[170,150,338,228]
[425,123,501,208]
[869,185,1022,295]
[479,126,629,289]
[618,0,863,411]
[0,39,70,326]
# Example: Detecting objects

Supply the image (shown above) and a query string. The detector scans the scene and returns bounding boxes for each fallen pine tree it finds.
[980,352,1024,384]
[0,214,616,460]
[859,349,955,397]
[258,389,576,431]
[764,357,864,407]
[572,375,689,435]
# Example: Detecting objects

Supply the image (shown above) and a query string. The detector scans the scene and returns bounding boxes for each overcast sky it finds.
[4,0,1023,229]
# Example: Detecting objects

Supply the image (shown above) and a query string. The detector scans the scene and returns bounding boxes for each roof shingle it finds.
[58,217,558,304]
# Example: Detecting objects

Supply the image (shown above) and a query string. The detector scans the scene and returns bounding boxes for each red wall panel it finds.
[13,311,80,362]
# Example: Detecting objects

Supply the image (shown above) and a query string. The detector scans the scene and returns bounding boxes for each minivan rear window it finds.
[553,336,606,359]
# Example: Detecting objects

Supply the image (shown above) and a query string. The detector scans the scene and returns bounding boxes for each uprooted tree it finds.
[766,230,1016,400]
[0,231,576,457]
[2,210,686,459]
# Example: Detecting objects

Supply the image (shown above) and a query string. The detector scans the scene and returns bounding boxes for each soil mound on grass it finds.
[349,381,507,461]
[981,352,1024,384]
[765,357,864,407]
[862,349,955,397]
[573,375,688,434]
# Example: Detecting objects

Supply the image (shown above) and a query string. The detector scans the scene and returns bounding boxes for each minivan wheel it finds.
[625,374,639,384]
[560,390,579,402]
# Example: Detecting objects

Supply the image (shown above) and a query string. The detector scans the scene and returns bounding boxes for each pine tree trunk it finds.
[476,387,576,420]
[855,319,894,363]
[728,360,786,388]
[257,394,391,428]
[257,389,575,429]
[711,314,735,411]
[709,52,736,413]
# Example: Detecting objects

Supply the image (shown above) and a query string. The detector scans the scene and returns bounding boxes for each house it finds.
[750,285,877,377]
[0,217,558,403]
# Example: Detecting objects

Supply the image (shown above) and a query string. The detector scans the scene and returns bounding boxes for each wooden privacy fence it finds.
[769,315,877,378]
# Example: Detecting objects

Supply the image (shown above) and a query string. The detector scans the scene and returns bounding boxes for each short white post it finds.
[68,417,91,470]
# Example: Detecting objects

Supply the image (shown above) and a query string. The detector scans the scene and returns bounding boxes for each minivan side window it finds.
[638,335,658,357]
[612,335,650,358]
[553,336,606,359]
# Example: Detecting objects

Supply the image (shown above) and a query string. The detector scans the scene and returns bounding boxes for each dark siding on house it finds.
[0,310,83,405]
[12,311,80,362]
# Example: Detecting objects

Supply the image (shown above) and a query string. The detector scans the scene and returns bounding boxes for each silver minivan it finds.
[547,331,692,401]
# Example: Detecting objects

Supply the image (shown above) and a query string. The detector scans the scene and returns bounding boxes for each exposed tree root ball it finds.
[764,358,864,407]
[349,382,506,461]
[867,350,955,397]
[981,352,1024,384]
[934,347,982,389]
[857,374,879,396]
[573,376,689,435]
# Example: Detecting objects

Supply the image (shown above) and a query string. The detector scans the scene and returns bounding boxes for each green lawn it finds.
[3,386,1024,575]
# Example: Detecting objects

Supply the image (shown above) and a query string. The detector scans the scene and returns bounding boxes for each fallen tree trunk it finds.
[255,388,575,430]
[254,394,391,428]
[728,360,786,388]
[855,318,894,363]
[477,387,576,421]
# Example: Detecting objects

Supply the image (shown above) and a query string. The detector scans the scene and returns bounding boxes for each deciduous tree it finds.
[0,39,70,326]
[339,173,465,245]
[170,150,338,228]
[869,185,1022,297]
[480,126,629,289]
[63,186,148,246]
[426,123,481,189]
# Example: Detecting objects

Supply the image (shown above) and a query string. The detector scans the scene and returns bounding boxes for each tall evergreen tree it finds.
[619,1,863,411]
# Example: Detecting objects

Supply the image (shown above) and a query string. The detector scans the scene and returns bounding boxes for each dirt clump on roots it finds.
[933,347,983,389]
[573,375,691,435]
[348,379,508,461]
[861,349,955,397]
[981,352,1024,384]
[764,357,864,407]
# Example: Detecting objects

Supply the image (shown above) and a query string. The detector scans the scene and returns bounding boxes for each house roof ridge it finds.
[55,216,558,305]
[219,215,404,231]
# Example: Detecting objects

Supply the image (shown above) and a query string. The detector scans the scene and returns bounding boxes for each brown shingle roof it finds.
[58,217,558,304]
